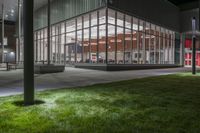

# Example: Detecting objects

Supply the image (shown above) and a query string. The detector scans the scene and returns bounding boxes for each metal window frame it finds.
[115,11,117,64]
[105,8,108,64]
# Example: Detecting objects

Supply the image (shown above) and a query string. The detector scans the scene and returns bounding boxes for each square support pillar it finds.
[23,0,34,105]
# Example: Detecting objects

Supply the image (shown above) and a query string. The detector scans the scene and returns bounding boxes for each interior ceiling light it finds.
[91,43,97,45]
[11,9,15,13]
[110,39,122,43]
[99,41,106,44]
[83,43,89,46]
[125,37,137,41]
[125,37,131,40]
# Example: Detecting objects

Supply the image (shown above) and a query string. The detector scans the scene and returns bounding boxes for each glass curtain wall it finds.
[27,8,177,65]
[105,8,176,65]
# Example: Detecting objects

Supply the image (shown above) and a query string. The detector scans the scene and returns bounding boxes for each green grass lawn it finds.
[0,73,200,133]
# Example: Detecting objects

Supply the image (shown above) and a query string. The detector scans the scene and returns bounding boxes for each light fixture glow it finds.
[10,52,15,55]
[11,9,14,13]
[99,41,106,44]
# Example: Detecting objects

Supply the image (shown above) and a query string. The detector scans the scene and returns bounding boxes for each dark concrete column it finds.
[47,0,51,65]
[192,36,196,74]
[199,0,200,31]
[23,0,34,105]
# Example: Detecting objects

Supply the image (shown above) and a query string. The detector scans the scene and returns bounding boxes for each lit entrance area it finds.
[184,34,200,67]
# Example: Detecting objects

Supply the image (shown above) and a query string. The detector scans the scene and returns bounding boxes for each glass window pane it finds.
[34,32,37,40]
[77,17,83,30]
[150,35,155,64]
[164,37,168,63]
[117,12,124,27]
[150,24,155,35]
[77,30,83,63]
[61,23,65,34]
[132,31,138,64]
[161,28,165,37]
[66,32,75,64]
[139,20,145,32]
[108,9,115,25]
[38,39,41,61]
[83,28,89,63]
[91,12,97,27]
[108,25,116,64]
[125,15,132,29]
[84,15,90,28]
[51,36,56,62]
[37,31,41,39]
[165,29,169,39]
[160,36,164,64]
[41,30,44,39]
[66,32,75,43]
[91,27,98,63]
[155,25,160,36]
[145,34,150,64]
[51,26,55,36]
[66,20,75,32]
[99,25,106,63]
[99,9,106,25]
[155,36,160,64]
[132,17,138,31]
[145,22,150,34]
[125,28,132,64]
[138,32,145,64]
[43,38,47,61]
[55,25,59,35]
[61,34,65,45]
[116,26,124,64]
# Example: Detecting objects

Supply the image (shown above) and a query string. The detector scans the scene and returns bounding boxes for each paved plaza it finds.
[0,67,192,97]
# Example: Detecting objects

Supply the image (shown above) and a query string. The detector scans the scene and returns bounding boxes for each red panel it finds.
[189,53,192,59]
[197,54,200,66]
[185,39,192,48]
[185,61,187,65]
[185,39,200,67]
[189,61,191,65]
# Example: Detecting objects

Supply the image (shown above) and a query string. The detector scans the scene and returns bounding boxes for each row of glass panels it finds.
[17,8,176,65]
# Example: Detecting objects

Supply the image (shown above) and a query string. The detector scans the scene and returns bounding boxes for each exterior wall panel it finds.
[107,0,180,32]
[180,8,199,32]
[34,0,106,30]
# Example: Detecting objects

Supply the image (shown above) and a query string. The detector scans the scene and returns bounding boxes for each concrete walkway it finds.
[0,67,192,97]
